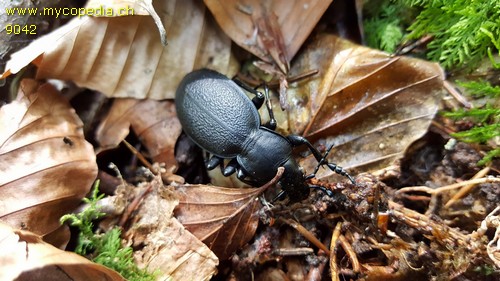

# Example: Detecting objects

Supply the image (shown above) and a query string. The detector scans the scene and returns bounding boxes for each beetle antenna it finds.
[306,144,356,184]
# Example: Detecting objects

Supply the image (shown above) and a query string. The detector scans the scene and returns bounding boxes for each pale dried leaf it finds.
[130,175,218,280]
[95,99,181,167]
[0,222,124,281]
[0,79,97,239]
[2,0,235,99]
[85,0,151,16]
[175,184,263,260]
[281,34,445,180]
[85,0,167,45]
[204,0,331,71]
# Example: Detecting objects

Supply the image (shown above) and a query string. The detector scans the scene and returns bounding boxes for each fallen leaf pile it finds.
[0,0,498,280]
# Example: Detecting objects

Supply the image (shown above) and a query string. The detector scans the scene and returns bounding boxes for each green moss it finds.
[61,182,157,281]
[473,264,497,276]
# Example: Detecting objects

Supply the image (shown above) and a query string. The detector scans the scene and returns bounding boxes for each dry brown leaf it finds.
[95,99,181,168]
[204,0,331,72]
[281,34,445,180]
[2,0,236,99]
[175,184,264,260]
[128,175,218,280]
[0,222,124,281]
[0,79,97,240]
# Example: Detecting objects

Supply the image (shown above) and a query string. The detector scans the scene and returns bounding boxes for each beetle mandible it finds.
[175,69,355,201]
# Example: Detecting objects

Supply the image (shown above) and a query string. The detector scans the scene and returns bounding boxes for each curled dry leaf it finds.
[280,34,444,180]
[205,0,332,73]
[127,175,218,280]
[0,79,97,240]
[175,184,264,260]
[0,222,124,281]
[95,99,181,168]
[2,0,235,99]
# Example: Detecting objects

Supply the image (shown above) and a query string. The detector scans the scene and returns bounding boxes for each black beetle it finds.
[175,69,355,201]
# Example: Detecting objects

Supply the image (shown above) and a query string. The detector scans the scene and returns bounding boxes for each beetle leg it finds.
[223,158,239,176]
[233,79,265,108]
[233,79,277,130]
[236,168,247,180]
[309,185,334,197]
[236,169,269,188]
[248,84,277,130]
[206,155,222,170]
[288,136,356,184]
[260,84,277,130]
[271,190,287,202]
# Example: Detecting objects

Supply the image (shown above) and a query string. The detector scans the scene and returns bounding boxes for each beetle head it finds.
[278,158,310,201]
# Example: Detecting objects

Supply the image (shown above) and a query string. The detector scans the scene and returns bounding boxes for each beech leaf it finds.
[85,0,152,16]
[2,0,235,100]
[127,175,218,280]
[175,184,265,260]
[0,79,97,241]
[95,99,181,168]
[85,0,167,44]
[282,34,445,180]
[0,222,124,281]
[204,0,331,72]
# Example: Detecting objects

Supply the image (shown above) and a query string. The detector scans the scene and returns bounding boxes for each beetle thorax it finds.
[237,127,293,183]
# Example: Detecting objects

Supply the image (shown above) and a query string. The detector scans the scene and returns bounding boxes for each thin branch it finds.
[329,222,342,281]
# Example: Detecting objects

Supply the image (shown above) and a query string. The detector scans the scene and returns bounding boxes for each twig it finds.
[330,222,342,281]
[279,218,330,255]
[443,80,473,109]
[395,35,433,55]
[388,200,468,243]
[445,166,491,207]
[396,177,500,195]
[235,69,318,88]
[339,235,361,273]
[118,170,157,227]
[274,247,314,256]
[431,120,456,136]
[122,139,156,173]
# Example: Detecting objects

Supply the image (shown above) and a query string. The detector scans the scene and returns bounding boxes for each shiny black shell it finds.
[176,69,260,158]
[175,69,294,184]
